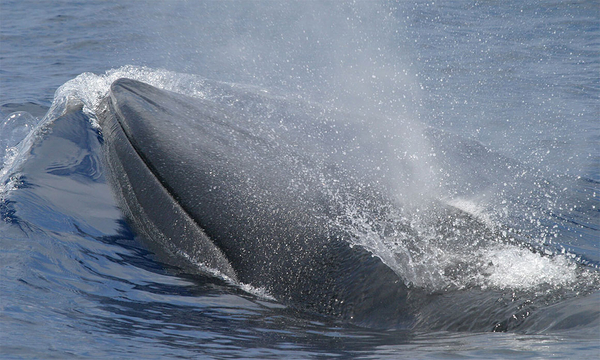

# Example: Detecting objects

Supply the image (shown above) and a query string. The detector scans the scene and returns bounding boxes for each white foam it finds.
[479,245,579,290]
[52,66,185,125]
[177,249,276,301]
[238,283,276,301]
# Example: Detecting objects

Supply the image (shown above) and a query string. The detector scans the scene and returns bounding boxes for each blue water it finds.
[1,1,599,359]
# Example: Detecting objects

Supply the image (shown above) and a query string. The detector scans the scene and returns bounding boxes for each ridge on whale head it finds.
[97,78,413,328]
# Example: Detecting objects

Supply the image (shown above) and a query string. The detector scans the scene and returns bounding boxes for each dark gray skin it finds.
[97,78,413,328]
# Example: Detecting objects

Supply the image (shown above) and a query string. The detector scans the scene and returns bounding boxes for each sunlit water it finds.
[1,1,598,359]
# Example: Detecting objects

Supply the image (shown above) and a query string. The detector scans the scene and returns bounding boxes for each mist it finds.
[136,1,420,118]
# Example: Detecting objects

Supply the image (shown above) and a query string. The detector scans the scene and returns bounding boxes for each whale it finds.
[95,78,598,331]
[97,78,417,328]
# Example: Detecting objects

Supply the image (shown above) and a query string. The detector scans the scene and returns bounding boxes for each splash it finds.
[331,179,593,293]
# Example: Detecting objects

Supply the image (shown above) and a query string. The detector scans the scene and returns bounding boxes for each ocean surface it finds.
[1,1,599,359]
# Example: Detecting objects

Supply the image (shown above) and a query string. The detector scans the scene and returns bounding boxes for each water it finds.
[1,0,598,358]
